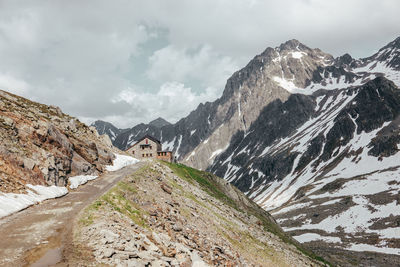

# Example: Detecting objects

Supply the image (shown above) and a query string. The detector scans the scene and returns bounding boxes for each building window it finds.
[142,153,144,157]
[150,153,152,157]
[150,145,152,149]
[132,151,135,155]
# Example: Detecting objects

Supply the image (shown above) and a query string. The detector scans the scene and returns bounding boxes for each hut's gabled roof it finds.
[126,134,161,151]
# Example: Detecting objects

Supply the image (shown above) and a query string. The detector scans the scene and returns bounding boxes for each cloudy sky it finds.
[0,0,399,128]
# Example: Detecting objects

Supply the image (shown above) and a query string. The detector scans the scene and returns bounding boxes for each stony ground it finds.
[70,161,325,266]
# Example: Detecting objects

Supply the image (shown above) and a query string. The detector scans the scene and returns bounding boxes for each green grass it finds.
[163,162,239,210]
[100,181,148,228]
[79,200,103,226]
[78,169,149,229]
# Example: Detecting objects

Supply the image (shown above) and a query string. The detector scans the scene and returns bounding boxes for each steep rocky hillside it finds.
[0,90,116,194]
[70,161,326,266]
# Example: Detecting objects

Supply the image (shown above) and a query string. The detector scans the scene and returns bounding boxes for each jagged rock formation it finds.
[72,161,325,266]
[0,90,116,194]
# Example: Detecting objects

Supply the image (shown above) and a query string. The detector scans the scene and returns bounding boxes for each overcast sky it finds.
[0,0,399,128]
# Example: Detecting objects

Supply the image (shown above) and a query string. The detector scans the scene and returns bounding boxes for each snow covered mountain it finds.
[103,39,334,169]
[207,37,400,265]
[98,36,400,265]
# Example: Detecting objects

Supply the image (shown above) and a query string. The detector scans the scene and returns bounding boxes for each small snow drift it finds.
[106,154,139,172]
[0,185,68,219]
[69,175,98,189]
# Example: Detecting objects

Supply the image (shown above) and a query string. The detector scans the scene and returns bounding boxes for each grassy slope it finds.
[164,162,330,266]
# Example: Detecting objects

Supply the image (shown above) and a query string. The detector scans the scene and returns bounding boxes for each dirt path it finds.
[0,162,145,267]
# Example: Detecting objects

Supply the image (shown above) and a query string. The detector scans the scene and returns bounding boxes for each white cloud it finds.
[147,45,238,90]
[110,82,219,127]
[0,73,30,95]
[0,0,399,129]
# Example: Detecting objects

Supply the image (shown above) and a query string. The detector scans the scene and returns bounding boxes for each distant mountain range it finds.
[93,37,400,265]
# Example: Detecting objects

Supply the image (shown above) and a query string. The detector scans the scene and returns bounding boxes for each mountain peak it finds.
[149,117,171,128]
[389,36,400,48]
[92,120,114,127]
[278,39,308,51]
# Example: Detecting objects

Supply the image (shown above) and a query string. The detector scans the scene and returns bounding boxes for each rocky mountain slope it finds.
[95,37,400,265]
[209,76,400,264]
[70,161,326,266]
[0,90,116,194]
[205,37,400,265]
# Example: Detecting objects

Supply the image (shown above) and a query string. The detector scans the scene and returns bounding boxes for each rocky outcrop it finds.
[0,90,116,193]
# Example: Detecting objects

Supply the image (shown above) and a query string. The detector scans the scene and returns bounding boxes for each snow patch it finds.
[0,185,68,218]
[290,51,306,59]
[293,233,341,243]
[69,175,98,189]
[106,154,139,172]
[347,243,400,256]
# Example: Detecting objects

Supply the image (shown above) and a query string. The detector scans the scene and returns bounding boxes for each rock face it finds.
[72,161,324,266]
[0,90,115,193]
